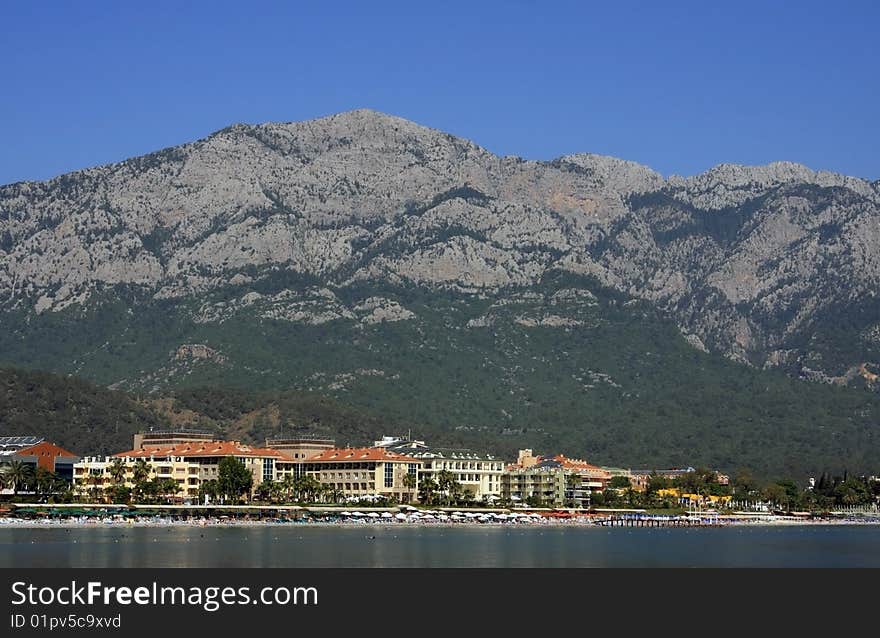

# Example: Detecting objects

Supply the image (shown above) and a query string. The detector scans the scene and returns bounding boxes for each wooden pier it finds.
[594,514,721,528]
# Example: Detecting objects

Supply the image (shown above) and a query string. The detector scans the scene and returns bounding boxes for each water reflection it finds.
[1,525,878,568]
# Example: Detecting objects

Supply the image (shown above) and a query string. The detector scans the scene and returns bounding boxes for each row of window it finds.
[321,471,372,480]
[384,464,394,488]
[328,483,371,491]
[425,461,504,471]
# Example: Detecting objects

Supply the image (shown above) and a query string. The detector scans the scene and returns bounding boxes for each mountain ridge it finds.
[1,108,878,396]
[7,109,876,191]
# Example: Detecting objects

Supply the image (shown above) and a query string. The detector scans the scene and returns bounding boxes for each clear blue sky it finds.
[2,0,878,185]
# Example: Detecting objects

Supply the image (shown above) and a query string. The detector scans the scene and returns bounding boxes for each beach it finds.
[2,511,879,529]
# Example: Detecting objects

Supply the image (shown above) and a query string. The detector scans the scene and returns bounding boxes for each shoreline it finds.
[2,516,879,529]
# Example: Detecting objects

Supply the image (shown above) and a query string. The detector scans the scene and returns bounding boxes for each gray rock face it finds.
[1,109,878,384]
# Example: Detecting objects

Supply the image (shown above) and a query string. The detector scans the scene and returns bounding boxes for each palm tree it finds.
[436,470,459,505]
[35,467,54,495]
[131,459,150,483]
[401,472,417,504]
[131,459,151,502]
[3,460,34,496]
[159,478,180,503]
[200,479,220,504]
[281,474,297,503]
[418,476,438,505]
[255,479,276,503]
[50,477,73,503]
[108,458,127,487]
[297,475,322,503]
[88,469,105,503]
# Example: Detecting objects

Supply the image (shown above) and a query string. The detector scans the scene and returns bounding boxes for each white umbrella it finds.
[394,513,408,520]
[340,511,352,516]
[367,512,380,518]
[438,514,449,520]
[352,511,364,517]
[381,512,393,518]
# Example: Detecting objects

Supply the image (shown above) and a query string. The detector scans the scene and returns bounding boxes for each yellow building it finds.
[73,440,285,501]
[277,447,421,503]
[655,488,732,507]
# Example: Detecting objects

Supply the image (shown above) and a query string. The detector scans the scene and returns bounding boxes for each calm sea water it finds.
[1,524,878,568]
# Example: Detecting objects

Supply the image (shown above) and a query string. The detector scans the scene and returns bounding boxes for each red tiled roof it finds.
[551,454,612,477]
[114,441,286,459]
[18,441,78,458]
[306,447,419,463]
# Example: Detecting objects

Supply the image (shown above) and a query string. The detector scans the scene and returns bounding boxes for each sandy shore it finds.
[1,515,879,529]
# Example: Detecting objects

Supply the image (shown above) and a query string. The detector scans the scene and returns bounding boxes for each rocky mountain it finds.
[2,109,877,384]
[1,109,879,475]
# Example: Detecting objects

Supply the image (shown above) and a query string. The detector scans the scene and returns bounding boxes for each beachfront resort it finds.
[1,431,878,525]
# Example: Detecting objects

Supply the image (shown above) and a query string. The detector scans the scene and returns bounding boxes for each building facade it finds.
[0,436,79,482]
[279,447,421,503]
[501,465,566,506]
[502,450,614,507]
[73,440,284,501]
[266,437,336,461]
[132,430,217,450]
[374,436,505,502]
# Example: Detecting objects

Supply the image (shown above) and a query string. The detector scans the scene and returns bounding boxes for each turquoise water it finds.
[1,524,878,567]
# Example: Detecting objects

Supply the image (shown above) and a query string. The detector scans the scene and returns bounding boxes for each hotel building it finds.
[374,436,505,502]
[279,447,422,503]
[0,436,79,483]
[73,440,285,501]
[502,449,614,507]
[266,437,336,461]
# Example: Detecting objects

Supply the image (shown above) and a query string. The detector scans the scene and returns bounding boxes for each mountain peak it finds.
[666,159,876,208]
[556,153,665,194]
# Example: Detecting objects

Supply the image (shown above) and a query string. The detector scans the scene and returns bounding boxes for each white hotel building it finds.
[374,436,504,502]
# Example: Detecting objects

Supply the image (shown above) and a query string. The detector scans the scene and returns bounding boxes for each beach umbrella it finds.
[381,512,393,519]
[438,514,449,520]
[367,512,380,518]
[340,511,352,516]
[394,513,408,520]
[352,511,364,517]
